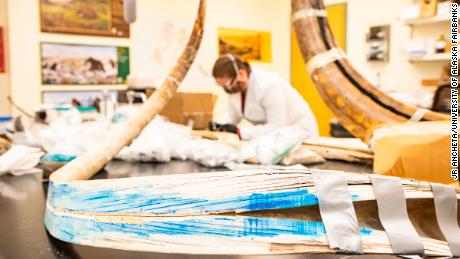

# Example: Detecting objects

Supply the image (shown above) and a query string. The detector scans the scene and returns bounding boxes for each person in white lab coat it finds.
[209,54,319,140]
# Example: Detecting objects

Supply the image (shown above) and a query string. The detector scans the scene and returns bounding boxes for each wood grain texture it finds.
[291,0,449,140]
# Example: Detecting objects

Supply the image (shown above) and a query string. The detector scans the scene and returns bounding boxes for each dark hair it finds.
[212,54,252,78]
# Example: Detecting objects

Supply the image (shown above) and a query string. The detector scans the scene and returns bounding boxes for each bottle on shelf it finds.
[435,34,447,53]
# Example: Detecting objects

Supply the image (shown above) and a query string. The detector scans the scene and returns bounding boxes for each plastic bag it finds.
[117,117,191,162]
[184,138,238,167]
[117,117,238,167]
[0,145,44,176]
[280,145,325,165]
[238,125,309,165]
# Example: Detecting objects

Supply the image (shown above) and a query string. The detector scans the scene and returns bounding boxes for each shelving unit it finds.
[408,53,450,62]
[400,2,451,89]
[403,15,450,26]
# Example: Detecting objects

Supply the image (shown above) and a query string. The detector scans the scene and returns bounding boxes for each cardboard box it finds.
[372,121,454,184]
[147,90,217,129]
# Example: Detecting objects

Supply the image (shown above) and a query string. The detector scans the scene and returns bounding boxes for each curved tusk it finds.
[50,0,206,182]
[292,0,449,140]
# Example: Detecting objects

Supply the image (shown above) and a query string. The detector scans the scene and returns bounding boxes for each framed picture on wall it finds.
[0,27,4,73]
[218,27,272,63]
[40,0,129,38]
[366,25,390,62]
[41,43,130,85]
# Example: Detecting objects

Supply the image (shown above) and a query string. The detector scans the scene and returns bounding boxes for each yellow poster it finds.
[218,28,272,63]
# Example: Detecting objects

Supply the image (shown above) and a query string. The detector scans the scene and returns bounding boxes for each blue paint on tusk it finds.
[45,207,373,246]
[48,181,329,215]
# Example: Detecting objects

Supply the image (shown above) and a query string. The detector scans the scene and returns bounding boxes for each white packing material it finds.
[117,117,239,167]
[181,138,239,167]
[117,117,192,162]
[280,145,325,166]
[25,108,110,157]
[0,145,44,176]
[37,118,110,157]
[27,109,311,168]
[238,125,309,165]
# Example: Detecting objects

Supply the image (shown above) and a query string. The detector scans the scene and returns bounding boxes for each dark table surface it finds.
[0,160,395,259]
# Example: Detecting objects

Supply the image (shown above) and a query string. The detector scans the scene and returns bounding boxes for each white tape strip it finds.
[431,183,460,257]
[292,8,327,22]
[369,174,424,255]
[409,108,429,122]
[307,48,346,74]
[313,171,362,253]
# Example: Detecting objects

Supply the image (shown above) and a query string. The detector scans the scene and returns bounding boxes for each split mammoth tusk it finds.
[291,0,449,140]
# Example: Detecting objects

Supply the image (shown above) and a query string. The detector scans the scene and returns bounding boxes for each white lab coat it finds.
[220,68,319,140]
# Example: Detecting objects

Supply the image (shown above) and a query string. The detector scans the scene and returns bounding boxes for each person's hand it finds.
[208,121,238,134]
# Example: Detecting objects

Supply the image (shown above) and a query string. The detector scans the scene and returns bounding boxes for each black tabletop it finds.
[0,160,394,259]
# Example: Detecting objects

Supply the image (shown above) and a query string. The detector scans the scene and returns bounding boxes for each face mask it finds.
[218,54,247,94]
[224,80,245,94]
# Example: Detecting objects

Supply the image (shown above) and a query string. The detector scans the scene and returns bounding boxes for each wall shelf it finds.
[408,53,450,62]
[41,84,127,92]
[403,15,450,26]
